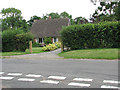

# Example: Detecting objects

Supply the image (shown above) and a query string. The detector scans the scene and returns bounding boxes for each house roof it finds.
[31,18,69,38]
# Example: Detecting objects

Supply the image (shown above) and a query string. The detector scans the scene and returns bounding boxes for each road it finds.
[0,49,119,88]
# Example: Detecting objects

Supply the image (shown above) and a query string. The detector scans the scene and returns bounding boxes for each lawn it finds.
[58,48,118,59]
[1,47,46,56]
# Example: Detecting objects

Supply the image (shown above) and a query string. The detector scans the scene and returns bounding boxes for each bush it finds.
[44,37,52,44]
[60,21,120,50]
[54,42,61,48]
[2,29,34,52]
[42,43,57,51]
[15,32,34,51]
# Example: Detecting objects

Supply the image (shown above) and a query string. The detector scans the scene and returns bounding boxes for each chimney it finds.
[48,16,51,19]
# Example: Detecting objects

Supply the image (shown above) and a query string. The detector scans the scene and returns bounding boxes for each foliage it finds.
[15,32,34,51]
[90,1,119,23]
[74,17,88,24]
[44,37,52,44]
[27,15,41,26]
[48,12,60,19]
[115,1,120,21]
[42,42,61,51]
[2,28,34,52]
[1,8,29,32]
[60,21,120,50]
[42,43,57,51]
[54,42,61,48]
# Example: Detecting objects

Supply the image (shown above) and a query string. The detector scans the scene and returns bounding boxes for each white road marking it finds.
[18,78,35,82]
[8,73,22,76]
[68,82,91,87]
[26,74,42,77]
[0,76,14,80]
[48,76,66,80]
[103,80,120,84]
[40,80,59,84]
[101,85,119,89]
[0,72,4,75]
[73,78,93,82]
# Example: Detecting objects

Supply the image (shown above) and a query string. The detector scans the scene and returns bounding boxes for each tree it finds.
[74,17,88,24]
[60,11,71,18]
[48,12,60,19]
[115,1,120,21]
[90,1,118,23]
[1,8,22,30]
[27,15,41,26]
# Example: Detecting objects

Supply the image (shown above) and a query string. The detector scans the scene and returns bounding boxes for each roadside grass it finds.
[1,47,46,56]
[58,48,118,59]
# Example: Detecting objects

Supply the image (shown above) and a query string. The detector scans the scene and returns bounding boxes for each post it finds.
[61,41,64,52]
[29,41,32,53]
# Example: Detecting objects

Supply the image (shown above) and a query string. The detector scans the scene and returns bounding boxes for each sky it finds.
[0,0,100,21]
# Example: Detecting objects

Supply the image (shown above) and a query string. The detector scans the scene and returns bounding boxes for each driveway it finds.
[0,49,119,89]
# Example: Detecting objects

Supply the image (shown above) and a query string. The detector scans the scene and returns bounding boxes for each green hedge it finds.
[60,21,120,50]
[2,29,34,52]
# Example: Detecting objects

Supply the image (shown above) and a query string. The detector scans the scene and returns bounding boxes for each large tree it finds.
[27,15,41,26]
[1,8,22,30]
[115,1,120,21]
[48,12,60,19]
[90,1,119,23]
[74,17,88,24]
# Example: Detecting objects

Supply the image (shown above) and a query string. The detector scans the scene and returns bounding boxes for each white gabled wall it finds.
[53,37,58,43]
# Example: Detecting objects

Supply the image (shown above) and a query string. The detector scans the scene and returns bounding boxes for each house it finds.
[31,18,70,45]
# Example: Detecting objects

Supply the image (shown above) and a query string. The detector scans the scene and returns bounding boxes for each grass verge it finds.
[1,47,46,56]
[58,48,118,59]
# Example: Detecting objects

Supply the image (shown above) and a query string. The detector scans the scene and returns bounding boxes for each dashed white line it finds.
[26,74,42,78]
[73,78,93,82]
[103,80,120,84]
[101,85,119,89]
[68,82,91,87]
[40,80,59,84]
[18,78,35,82]
[8,73,22,76]
[0,72,4,75]
[0,76,14,80]
[48,76,66,80]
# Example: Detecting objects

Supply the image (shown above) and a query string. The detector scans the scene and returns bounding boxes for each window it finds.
[54,37,56,43]
[39,38,44,43]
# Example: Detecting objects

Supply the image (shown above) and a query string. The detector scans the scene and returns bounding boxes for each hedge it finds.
[60,21,120,50]
[2,29,34,52]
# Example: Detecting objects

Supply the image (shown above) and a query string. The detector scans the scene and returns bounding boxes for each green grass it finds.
[1,47,46,56]
[58,48,118,59]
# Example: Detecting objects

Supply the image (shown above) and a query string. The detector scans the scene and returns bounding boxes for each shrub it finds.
[2,29,24,52]
[44,37,52,44]
[60,21,120,50]
[2,29,34,52]
[15,32,34,51]
[54,42,61,48]
[42,43,57,51]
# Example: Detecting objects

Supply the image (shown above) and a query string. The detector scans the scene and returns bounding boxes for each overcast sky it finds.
[0,0,100,21]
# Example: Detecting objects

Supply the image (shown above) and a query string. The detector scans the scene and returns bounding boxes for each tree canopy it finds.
[1,8,29,32]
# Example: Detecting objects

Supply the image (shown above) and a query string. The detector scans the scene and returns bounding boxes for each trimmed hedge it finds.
[2,29,34,52]
[60,21,120,50]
